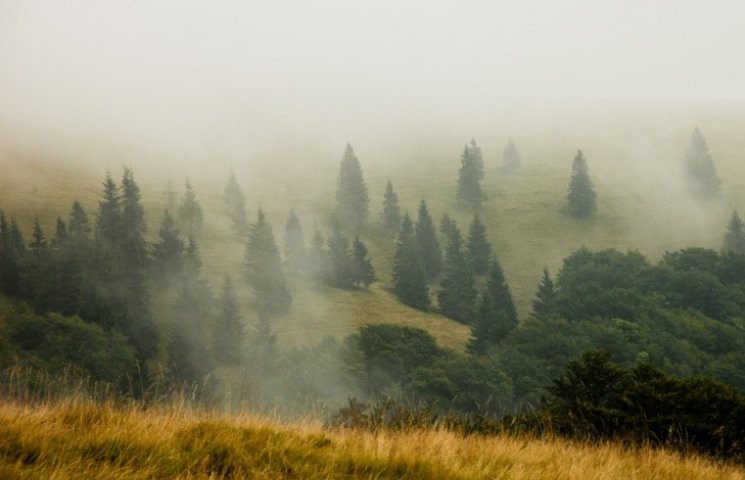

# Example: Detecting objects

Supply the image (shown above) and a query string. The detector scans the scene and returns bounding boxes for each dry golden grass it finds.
[0,399,742,479]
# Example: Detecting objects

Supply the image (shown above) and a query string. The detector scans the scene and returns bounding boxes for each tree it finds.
[352,236,376,287]
[96,173,121,251]
[722,210,745,254]
[457,139,485,210]
[120,167,149,268]
[437,224,476,323]
[178,178,203,237]
[307,227,328,285]
[53,218,68,246]
[29,216,47,257]
[152,210,184,275]
[0,217,24,296]
[327,220,353,288]
[566,150,597,218]
[440,213,458,244]
[532,267,558,317]
[69,201,91,241]
[415,200,442,278]
[224,169,249,238]
[212,275,245,365]
[684,127,721,198]
[468,259,518,355]
[466,214,491,275]
[245,209,291,319]
[392,214,430,309]
[283,209,305,272]
[335,143,369,231]
[382,180,401,232]
[502,137,521,171]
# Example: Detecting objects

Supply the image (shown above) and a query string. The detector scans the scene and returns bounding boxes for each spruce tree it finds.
[684,127,721,198]
[245,209,291,319]
[283,209,305,272]
[120,167,149,268]
[178,178,203,237]
[335,143,369,231]
[531,267,558,318]
[566,150,597,218]
[437,224,477,323]
[69,201,91,241]
[467,259,517,355]
[502,137,521,171]
[722,210,745,254]
[415,200,442,279]
[0,218,24,296]
[392,214,430,309]
[440,213,458,244]
[352,236,375,287]
[96,173,121,251]
[327,220,353,288]
[29,216,47,257]
[466,214,492,275]
[307,227,328,285]
[53,218,68,245]
[152,210,184,275]
[382,179,401,233]
[212,275,245,365]
[457,139,486,210]
[224,169,249,238]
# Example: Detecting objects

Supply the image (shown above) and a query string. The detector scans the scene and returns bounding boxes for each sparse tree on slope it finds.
[245,209,291,319]
[502,137,521,171]
[212,275,245,366]
[531,267,558,318]
[224,169,249,238]
[566,150,597,218]
[466,214,492,275]
[437,224,477,323]
[307,227,328,285]
[335,143,369,231]
[684,127,721,198]
[0,216,24,296]
[467,259,517,355]
[120,167,149,269]
[723,210,745,254]
[96,173,121,252]
[327,220,354,288]
[352,236,376,287]
[283,209,305,272]
[178,178,203,237]
[382,180,401,233]
[393,214,430,309]
[152,210,184,275]
[415,200,442,279]
[457,139,486,210]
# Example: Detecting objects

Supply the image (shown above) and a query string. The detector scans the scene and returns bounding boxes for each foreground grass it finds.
[0,400,742,479]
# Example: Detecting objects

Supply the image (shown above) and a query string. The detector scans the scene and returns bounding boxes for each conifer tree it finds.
[335,144,369,231]
[467,259,517,355]
[502,137,521,171]
[437,224,477,323]
[440,213,458,244]
[167,275,213,385]
[29,217,47,257]
[457,139,486,210]
[415,200,442,279]
[531,267,558,318]
[24,217,49,303]
[307,227,328,285]
[722,210,745,254]
[352,236,376,287]
[466,214,492,275]
[0,218,24,295]
[120,167,149,268]
[392,214,430,309]
[327,220,354,288]
[185,235,202,272]
[53,218,68,245]
[224,169,249,238]
[684,127,721,198]
[283,209,305,271]
[178,178,203,237]
[566,150,597,218]
[382,179,401,232]
[245,209,291,319]
[69,201,91,241]
[152,210,184,275]
[212,275,245,365]
[96,173,121,251]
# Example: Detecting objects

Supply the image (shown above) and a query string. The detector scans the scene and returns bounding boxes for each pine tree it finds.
[382,179,401,232]
[351,236,375,287]
[457,139,486,210]
[120,168,149,268]
[224,169,249,238]
[245,209,291,319]
[722,210,745,254]
[467,259,517,355]
[392,214,430,309]
[327,220,353,288]
[152,210,184,275]
[96,173,121,251]
[531,267,558,318]
[185,235,202,272]
[69,201,91,241]
[437,224,477,323]
[29,217,47,257]
[307,227,328,285]
[0,217,24,296]
[502,137,521,171]
[212,275,245,365]
[283,209,305,272]
[684,127,721,198]
[566,150,597,218]
[53,218,68,245]
[466,214,491,275]
[415,200,442,278]
[178,178,203,237]
[335,144,369,231]
[440,213,458,244]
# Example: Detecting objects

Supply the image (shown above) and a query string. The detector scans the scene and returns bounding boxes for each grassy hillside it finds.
[0,399,742,479]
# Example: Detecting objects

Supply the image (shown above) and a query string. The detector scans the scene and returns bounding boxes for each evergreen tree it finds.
[96,173,121,251]
[392,214,430,309]
[53,218,68,245]
[466,214,492,275]
[185,235,202,272]
[327,220,354,288]
[531,267,558,318]
[722,210,745,254]
[24,217,49,304]
[335,144,369,231]
[224,169,249,238]
[502,137,521,171]
[69,201,91,241]
[178,178,203,237]
[437,224,477,323]
[415,200,442,278]
[165,179,177,212]
[351,236,376,287]
[467,259,517,355]
[0,218,24,295]
[457,139,486,210]
[566,150,597,218]
[684,127,721,198]
[212,275,245,365]
[307,227,328,285]
[283,209,305,271]
[382,179,401,232]
[29,217,47,257]
[120,167,149,268]
[440,213,458,244]
[245,209,291,319]
[152,210,184,275]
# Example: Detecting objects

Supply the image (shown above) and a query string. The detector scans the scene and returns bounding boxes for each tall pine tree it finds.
[120,167,149,268]
[722,210,745,254]
[245,209,291,319]
[224,169,249,238]
[467,259,517,355]
[440,213,458,245]
[152,210,184,275]
[502,137,521,171]
[392,214,430,309]
[684,127,721,198]
[352,236,376,287]
[382,179,401,233]
[466,214,491,275]
[327,220,354,288]
[437,224,476,323]
[457,139,485,210]
[212,275,246,366]
[335,143,369,231]
[566,150,597,218]
[179,178,203,237]
[283,209,305,272]
[531,267,558,318]
[415,200,442,279]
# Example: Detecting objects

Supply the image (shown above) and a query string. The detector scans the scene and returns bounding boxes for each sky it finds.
[1,0,744,169]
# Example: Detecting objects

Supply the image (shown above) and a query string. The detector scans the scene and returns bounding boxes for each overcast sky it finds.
[1,0,743,166]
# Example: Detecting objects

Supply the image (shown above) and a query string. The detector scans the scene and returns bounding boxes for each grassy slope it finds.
[0,399,742,480]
